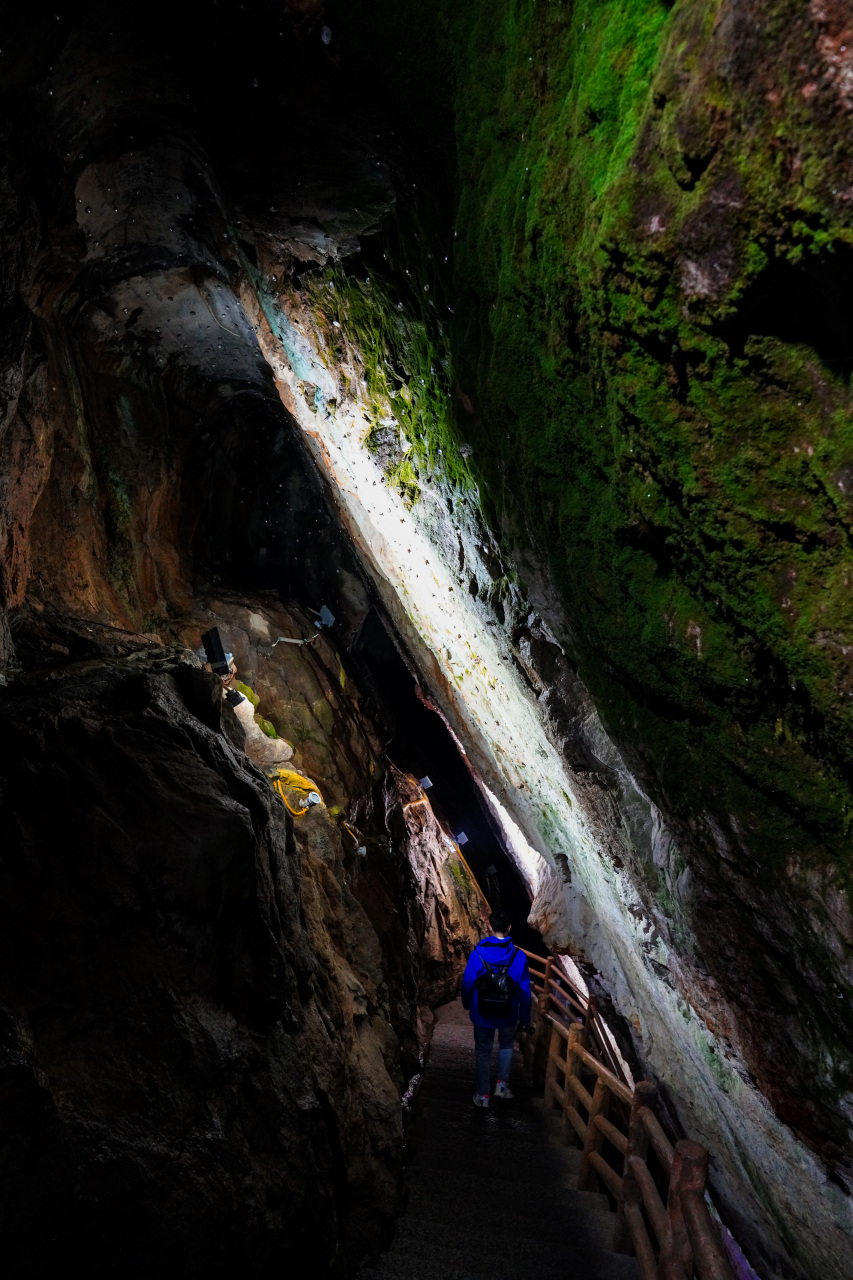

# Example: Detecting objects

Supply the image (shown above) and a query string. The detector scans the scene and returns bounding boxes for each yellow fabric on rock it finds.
[269,768,324,817]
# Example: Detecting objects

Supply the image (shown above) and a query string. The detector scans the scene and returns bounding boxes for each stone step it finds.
[368,1214,640,1280]
[399,1196,618,1252]
[405,1166,617,1219]
[407,1145,579,1188]
[369,1000,641,1280]
[366,1237,641,1280]
[406,1146,580,1178]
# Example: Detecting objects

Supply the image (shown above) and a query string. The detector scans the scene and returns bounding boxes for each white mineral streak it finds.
[479,780,543,895]
[242,283,853,1280]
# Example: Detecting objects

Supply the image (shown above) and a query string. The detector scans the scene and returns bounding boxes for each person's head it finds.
[489,908,512,937]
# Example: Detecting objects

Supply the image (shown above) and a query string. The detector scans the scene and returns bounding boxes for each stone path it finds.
[364,1000,642,1280]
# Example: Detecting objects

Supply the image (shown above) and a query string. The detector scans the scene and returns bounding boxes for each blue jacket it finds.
[461,935,532,1028]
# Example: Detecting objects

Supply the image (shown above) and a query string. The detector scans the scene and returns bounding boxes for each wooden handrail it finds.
[548,994,582,1027]
[551,964,588,997]
[594,1111,628,1156]
[591,1023,624,1079]
[682,1191,737,1280]
[623,1200,656,1280]
[566,1104,587,1144]
[661,1141,709,1280]
[544,966,628,1087]
[571,1040,633,1106]
[640,1105,675,1173]
[588,1150,622,1199]
[566,1071,594,1113]
[629,1154,667,1242]
[534,954,738,1280]
[545,1011,572,1041]
[548,977,586,1016]
[518,946,548,974]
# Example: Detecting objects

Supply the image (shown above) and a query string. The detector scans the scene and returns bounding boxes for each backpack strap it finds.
[477,943,517,975]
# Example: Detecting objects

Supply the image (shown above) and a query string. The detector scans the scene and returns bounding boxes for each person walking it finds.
[461,909,532,1108]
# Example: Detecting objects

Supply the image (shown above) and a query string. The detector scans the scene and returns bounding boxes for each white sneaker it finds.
[472,1093,490,1108]
[494,1081,513,1099]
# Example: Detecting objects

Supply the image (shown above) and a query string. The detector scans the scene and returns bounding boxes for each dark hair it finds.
[489,908,511,934]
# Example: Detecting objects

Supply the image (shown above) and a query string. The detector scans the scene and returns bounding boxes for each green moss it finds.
[298,260,474,499]
[342,0,853,875]
[233,681,277,736]
[105,467,134,532]
[336,0,853,1140]
[254,713,278,739]
[234,680,259,708]
[333,0,853,1111]
[449,856,472,892]
[311,696,335,736]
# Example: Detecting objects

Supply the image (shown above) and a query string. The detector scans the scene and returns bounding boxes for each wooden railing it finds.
[519,949,736,1280]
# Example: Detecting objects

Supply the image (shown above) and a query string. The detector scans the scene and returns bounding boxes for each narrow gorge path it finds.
[365,1001,642,1280]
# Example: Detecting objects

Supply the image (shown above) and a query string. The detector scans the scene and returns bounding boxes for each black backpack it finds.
[475,948,517,1020]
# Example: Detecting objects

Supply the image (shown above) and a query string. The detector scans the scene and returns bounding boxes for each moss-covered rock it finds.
[338,0,853,1265]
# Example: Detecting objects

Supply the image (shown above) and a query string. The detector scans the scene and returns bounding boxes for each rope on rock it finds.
[270,768,324,818]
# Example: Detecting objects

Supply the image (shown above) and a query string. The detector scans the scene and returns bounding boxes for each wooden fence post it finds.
[613,1080,657,1254]
[658,1140,708,1280]
[544,1024,564,1110]
[581,992,597,1051]
[532,957,553,1087]
[562,1022,584,1146]
[578,1074,611,1191]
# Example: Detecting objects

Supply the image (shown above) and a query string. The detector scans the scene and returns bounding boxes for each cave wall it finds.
[296,3,853,1275]
[0,604,486,1277]
[2,3,853,1278]
[0,9,488,1274]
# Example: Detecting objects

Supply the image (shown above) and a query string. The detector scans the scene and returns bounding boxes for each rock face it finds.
[0,636,486,1277]
[0,15,492,1269]
[330,5,853,1277]
[385,764,490,1012]
[2,3,853,1279]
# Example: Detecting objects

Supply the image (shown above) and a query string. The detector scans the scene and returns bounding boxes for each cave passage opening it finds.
[354,608,546,957]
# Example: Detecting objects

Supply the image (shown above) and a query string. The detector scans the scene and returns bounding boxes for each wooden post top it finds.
[670,1139,708,1193]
